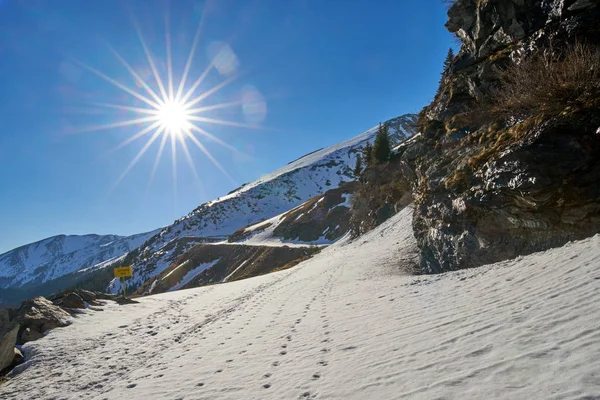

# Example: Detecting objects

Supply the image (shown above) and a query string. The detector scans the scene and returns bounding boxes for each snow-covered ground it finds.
[3,207,600,399]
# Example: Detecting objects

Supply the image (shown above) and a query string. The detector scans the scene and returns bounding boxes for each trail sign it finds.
[114,266,133,278]
[114,266,133,297]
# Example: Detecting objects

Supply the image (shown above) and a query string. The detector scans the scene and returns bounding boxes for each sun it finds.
[69,7,267,196]
[157,100,190,137]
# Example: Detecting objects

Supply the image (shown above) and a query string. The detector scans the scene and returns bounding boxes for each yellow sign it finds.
[114,266,133,278]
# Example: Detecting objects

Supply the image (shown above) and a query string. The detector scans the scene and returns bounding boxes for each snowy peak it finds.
[0,230,160,290]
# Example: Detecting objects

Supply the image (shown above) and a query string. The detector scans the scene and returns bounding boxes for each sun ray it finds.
[179,62,214,105]
[110,126,164,192]
[72,116,158,135]
[184,99,243,115]
[188,123,246,156]
[86,101,158,116]
[184,73,239,109]
[165,8,174,101]
[184,129,237,185]
[105,44,165,106]
[175,8,207,102]
[73,59,161,110]
[178,135,201,186]
[107,120,162,154]
[147,131,169,191]
[170,133,178,208]
[187,115,263,130]
[132,17,169,101]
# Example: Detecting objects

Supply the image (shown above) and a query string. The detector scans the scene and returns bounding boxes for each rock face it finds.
[14,297,71,344]
[0,323,19,372]
[53,292,86,310]
[408,0,600,273]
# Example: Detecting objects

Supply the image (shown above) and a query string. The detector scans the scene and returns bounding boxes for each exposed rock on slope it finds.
[229,182,357,245]
[135,244,320,295]
[408,0,600,272]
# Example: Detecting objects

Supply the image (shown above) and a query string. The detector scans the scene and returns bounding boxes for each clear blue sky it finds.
[0,0,454,253]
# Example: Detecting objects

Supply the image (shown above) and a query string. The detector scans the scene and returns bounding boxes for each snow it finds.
[3,206,599,400]
[222,260,249,283]
[168,260,220,292]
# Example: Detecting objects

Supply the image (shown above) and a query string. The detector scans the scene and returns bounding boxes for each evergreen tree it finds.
[362,142,373,167]
[372,122,391,164]
[443,48,454,74]
[353,154,363,176]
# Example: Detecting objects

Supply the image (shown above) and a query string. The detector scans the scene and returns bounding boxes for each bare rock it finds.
[14,297,71,344]
[20,328,44,343]
[0,323,19,372]
[53,292,85,309]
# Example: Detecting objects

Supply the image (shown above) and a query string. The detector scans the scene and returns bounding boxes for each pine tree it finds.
[362,142,373,167]
[372,122,391,164]
[443,48,454,74]
[353,154,363,176]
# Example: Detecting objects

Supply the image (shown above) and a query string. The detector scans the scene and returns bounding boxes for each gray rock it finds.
[14,297,71,344]
[20,328,44,343]
[0,322,19,372]
[54,292,85,309]
[409,0,600,273]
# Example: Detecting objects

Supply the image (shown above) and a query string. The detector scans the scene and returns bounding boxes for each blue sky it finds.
[0,0,453,253]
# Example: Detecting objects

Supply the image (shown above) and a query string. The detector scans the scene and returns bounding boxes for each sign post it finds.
[114,266,133,297]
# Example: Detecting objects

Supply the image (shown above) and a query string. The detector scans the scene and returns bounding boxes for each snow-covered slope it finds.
[119,114,416,290]
[4,207,600,399]
[0,231,159,290]
[228,182,356,247]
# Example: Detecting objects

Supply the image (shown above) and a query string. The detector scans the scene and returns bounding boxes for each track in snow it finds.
[2,207,600,399]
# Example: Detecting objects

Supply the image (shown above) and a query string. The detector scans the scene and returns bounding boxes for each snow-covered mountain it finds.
[114,114,417,292]
[0,231,159,303]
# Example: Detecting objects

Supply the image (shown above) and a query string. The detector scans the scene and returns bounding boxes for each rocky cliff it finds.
[407,0,600,272]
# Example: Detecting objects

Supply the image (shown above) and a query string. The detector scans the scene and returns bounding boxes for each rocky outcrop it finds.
[407,0,600,273]
[14,297,71,344]
[0,323,19,372]
[136,244,320,295]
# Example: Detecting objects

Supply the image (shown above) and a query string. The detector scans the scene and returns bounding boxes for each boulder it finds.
[93,292,117,301]
[74,289,97,303]
[14,297,71,344]
[54,292,85,309]
[20,328,44,343]
[0,322,19,372]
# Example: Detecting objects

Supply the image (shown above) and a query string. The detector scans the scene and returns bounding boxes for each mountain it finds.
[109,114,417,293]
[0,231,159,305]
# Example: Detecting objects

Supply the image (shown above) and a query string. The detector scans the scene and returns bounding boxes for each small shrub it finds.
[475,42,600,122]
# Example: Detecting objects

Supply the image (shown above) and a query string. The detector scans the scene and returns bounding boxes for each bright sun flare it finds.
[70,7,266,196]
[157,101,190,137]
